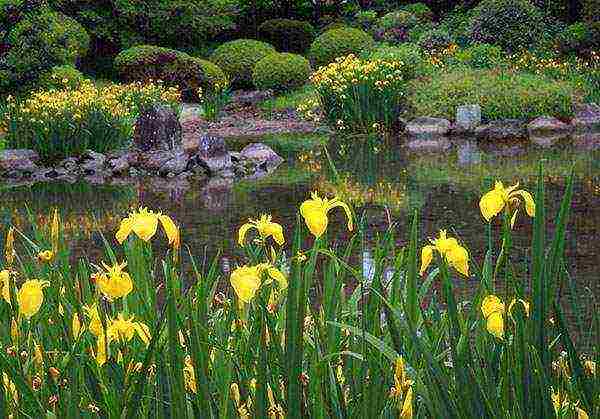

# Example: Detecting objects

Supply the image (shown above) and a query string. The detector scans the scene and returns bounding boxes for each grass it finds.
[0,164,597,417]
[259,85,317,115]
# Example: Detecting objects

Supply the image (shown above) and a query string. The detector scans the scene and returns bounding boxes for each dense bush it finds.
[115,45,226,99]
[556,22,599,56]
[210,39,276,88]
[253,53,311,92]
[353,10,378,31]
[468,0,551,52]
[0,1,89,94]
[373,10,417,44]
[1,81,181,163]
[438,6,478,47]
[455,44,506,69]
[258,19,315,53]
[365,44,430,80]
[306,54,407,132]
[418,29,454,51]
[398,2,433,22]
[309,27,375,68]
[582,0,600,22]
[408,69,577,122]
[37,65,87,91]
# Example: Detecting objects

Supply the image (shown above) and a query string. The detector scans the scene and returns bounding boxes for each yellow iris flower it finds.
[481,295,530,339]
[390,357,413,419]
[551,389,589,419]
[93,261,134,301]
[93,313,151,366]
[299,192,353,238]
[0,270,12,303]
[17,279,50,318]
[37,250,55,263]
[420,230,469,277]
[238,214,284,247]
[183,355,197,394]
[116,207,179,247]
[400,387,413,419]
[479,181,535,228]
[230,263,287,304]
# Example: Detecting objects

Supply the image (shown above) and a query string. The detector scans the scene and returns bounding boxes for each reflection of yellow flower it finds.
[479,181,535,227]
[238,214,284,247]
[300,192,353,238]
[17,280,50,318]
[116,207,179,247]
[93,261,134,301]
[481,295,530,339]
[230,264,287,304]
[420,230,469,277]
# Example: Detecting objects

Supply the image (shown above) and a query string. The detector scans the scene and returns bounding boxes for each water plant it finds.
[0,165,597,417]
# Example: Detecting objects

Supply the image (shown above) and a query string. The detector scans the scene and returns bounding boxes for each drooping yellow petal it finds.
[230,266,262,303]
[419,245,434,276]
[159,214,179,248]
[446,244,469,277]
[510,190,535,217]
[481,295,505,318]
[486,311,504,339]
[326,199,354,233]
[115,217,133,244]
[479,188,506,222]
[302,208,328,238]
[400,387,413,419]
[267,267,288,290]
[262,221,285,246]
[238,223,255,247]
[508,298,530,318]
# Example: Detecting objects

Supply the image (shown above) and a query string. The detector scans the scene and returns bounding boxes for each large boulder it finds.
[405,117,451,138]
[0,149,39,172]
[191,135,232,175]
[527,116,572,147]
[239,143,284,173]
[133,104,182,151]
[475,119,527,140]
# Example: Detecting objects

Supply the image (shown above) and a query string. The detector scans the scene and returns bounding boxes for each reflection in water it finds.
[1,135,598,343]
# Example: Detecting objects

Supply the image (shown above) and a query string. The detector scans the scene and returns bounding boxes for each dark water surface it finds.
[1,135,598,345]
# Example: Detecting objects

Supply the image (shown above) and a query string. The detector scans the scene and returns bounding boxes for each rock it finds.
[406,137,451,152]
[107,154,130,173]
[572,133,600,151]
[405,117,451,138]
[58,157,80,174]
[160,150,189,176]
[571,103,600,134]
[455,105,481,131]
[0,149,39,172]
[527,116,572,147]
[239,143,284,173]
[475,119,527,140]
[191,135,232,174]
[133,104,182,151]
[80,150,106,173]
[228,90,273,108]
[141,150,176,173]
[180,103,202,121]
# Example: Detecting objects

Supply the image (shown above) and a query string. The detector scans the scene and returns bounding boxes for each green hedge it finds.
[408,69,578,122]
[258,19,315,53]
[253,53,311,92]
[309,27,374,68]
[115,45,226,100]
[364,44,430,80]
[210,39,276,88]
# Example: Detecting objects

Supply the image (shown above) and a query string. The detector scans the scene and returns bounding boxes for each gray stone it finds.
[0,149,39,172]
[107,154,130,173]
[405,117,451,138]
[571,103,600,134]
[527,116,571,145]
[406,137,451,152]
[133,104,182,151]
[80,150,106,173]
[239,143,284,173]
[192,135,232,174]
[160,150,189,176]
[572,133,600,151]
[456,105,481,130]
[228,90,273,108]
[475,119,527,140]
[141,150,175,172]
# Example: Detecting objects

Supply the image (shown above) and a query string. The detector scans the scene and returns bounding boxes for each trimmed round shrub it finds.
[365,44,430,80]
[455,44,505,69]
[0,3,90,94]
[467,0,549,52]
[408,69,577,122]
[210,39,276,88]
[115,45,227,99]
[418,29,454,51]
[38,65,87,90]
[253,53,311,92]
[309,27,375,68]
[258,19,315,53]
[374,10,418,44]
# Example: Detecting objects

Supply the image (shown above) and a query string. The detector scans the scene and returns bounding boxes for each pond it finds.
[1,134,599,346]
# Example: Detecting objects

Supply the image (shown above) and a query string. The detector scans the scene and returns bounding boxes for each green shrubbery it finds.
[373,10,417,44]
[258,19,315,53]
[418,28,454,51]
[455,43,506,69]
[210,39,276,88]
[365,44,430,80]
[253,53,311,92]
[309,27,375,68]
[468,0,552,52]
[408,69,578,122]
[398,2,433,22]
[0,1,90,94]
[114,45,226,100]
[37,65,87,91]
[556,22,600,56]
[353,9,378,31]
